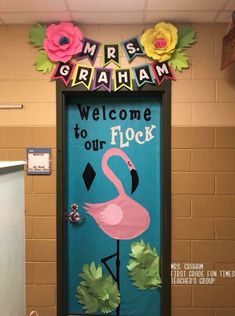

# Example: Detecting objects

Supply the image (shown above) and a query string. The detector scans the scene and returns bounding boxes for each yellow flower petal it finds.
[140,28,154,46]
[159,53,171,62]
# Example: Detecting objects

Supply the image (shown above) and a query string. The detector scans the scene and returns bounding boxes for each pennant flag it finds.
[121,36,145,62]
[51,61,75,86]
[114,68,133,91]
[151,61,176,86]
[132,64,155,88]
[103,44,120,67]
[76,38,101,65]
[71,64,94,90]
[93,68,112,92]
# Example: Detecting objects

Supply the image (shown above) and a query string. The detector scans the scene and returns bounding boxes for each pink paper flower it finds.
[43,22,83,63]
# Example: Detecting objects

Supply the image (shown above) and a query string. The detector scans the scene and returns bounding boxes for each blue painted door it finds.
[65,94,162,316]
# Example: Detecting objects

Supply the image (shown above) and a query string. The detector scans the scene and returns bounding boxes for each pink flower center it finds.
[154,38,167,49]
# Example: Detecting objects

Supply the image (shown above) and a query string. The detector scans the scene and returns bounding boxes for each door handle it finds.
[65,203,86,224]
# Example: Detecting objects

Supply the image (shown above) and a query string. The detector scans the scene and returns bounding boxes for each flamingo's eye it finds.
[128,161,132,167]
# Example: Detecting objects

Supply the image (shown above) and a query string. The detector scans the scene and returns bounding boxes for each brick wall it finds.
[0,23,235,316]
[172,127,235,315]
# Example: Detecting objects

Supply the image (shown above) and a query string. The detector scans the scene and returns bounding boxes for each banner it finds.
[72,65,94,89]
[103,44,121,67]
[29,21,196,91]
[51,61,76,86]
[133,64,155,88]
[151,62,175,86]
[76,38,101,65]
[121,36,145,61]
[114,68,133,91]
[93,68,112,92]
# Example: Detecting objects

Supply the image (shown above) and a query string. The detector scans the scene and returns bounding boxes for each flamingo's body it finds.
[83,148,150,240]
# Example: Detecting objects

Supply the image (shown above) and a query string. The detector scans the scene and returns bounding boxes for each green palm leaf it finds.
[127,240,161,290]
[76,262,121,314]
[35,51,55,74]
[176,27,196,50]
[29,24,46,48]
[168,49,189,71]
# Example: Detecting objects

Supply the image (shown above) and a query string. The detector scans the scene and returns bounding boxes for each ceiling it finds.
[0,0,234,25]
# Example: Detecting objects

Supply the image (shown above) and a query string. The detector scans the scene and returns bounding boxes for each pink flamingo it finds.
[83,148,150,240]
[83,148,150,315]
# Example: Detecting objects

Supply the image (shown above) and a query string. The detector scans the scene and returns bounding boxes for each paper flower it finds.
[127,240,161,290]
[76,262,120,314]
[43,22,83,62]
[141,22,178,62]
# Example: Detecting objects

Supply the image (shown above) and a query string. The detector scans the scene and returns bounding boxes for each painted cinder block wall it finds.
[0,23,235,316]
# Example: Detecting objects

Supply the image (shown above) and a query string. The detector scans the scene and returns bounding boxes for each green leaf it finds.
[176,27,196,50]
[127,240,162,290]
[35,51,55,74]
[90,261,102,280]
[168,49,189,71]
[76,262,120,314]
[29,23,46,48]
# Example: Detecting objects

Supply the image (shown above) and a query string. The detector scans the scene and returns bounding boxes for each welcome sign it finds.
[74,104,155,150]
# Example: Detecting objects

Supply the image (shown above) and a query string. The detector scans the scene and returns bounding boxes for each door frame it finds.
[56,80,172,316]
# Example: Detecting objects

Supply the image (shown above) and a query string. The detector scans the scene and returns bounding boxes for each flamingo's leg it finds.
[101,240,120,316]
[101,252,118,282]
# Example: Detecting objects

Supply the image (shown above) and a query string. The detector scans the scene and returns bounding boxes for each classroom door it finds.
[65,93,163,316]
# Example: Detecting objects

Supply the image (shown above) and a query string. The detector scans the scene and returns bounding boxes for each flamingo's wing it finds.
[84,202,123,226]
[83,201,107,209]
[100,203,123,225]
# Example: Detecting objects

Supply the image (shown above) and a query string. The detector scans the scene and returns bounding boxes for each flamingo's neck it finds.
[102,149,129,196]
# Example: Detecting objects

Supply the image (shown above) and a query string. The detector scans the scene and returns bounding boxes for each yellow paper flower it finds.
[141,22,178,62]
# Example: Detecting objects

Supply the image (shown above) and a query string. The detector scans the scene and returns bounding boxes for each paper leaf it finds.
[127,240,161,290]
[76,262,120,314]
[168,49,189,71]
[35,51,55,74]
[176,27,196,50]
[29,23,46,48]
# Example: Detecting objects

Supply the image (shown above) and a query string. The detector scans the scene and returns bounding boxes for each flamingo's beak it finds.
[130,169,139,194]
